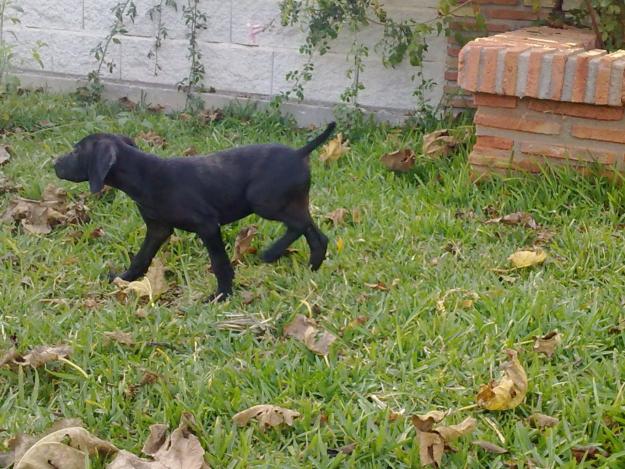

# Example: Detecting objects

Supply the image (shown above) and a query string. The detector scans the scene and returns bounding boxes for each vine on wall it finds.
[79,0,624,112]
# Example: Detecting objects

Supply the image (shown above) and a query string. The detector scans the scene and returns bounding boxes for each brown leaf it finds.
[533,331,561,358]
[327,442,356,457]
[232,404,300,430]
[571,445,609,462]
[118,96,137,111]
[125,370,160,397]
[136,131,167,148]
[412,414,476,467]
[113,258,169,302]
[609,318,625,334]
[508,249,547,269]
[528,413,559,429]
[148,104,165,114]
[107,413,208,469]
[325,208,348,226]
[90,227,105,238]
[0,145,11,165]
[0,173,21,194]
[283,314,337,356]
[11,426,116,469]
[177,112,192,121]
[477,349,528,411]
[182,146,198,156]
[534,229,555,245]
[472,440,508,454]
[232,225,258,264]
[380,148,415,172]
[1,345,72,369]
[319,133,349,163]
[199,109,224,124]
[103,331,135,346]
[0,184,89,235]
[422,129,460,159]
[485,212,538,229]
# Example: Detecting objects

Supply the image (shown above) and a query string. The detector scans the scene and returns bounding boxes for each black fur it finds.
[54,123,336,300]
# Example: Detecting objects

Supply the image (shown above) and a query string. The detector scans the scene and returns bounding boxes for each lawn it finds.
[1,91,624,468]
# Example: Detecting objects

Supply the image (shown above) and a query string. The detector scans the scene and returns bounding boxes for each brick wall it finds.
[445,0,558,110]
[458,26,625,178]
[7,0,447,123]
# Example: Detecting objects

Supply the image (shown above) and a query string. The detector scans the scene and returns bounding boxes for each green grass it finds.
[1,91,625,468]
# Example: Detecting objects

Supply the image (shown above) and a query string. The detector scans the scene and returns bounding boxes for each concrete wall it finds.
[7,0,446,124]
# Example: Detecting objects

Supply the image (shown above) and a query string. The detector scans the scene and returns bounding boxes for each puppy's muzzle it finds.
[54,153,85,182]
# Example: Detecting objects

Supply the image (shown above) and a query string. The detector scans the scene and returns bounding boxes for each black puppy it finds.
[54,123,336,300]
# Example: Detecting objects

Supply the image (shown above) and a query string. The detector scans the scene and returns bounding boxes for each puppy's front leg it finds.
[198,225,234,301]
[114,220,173,281]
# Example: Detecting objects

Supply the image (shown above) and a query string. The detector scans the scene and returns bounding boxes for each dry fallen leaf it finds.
[113,258,169,302]
[327,442,356,457]
[508,249,547,269]
[1,345,72,369]
[199,109,224,124]
[422,129,460,159]
[215,313,272,335]
[118,96,137,111]
[571,445,609,463]
[125,370,160,398]
[11,426,116,469]
[0,173,20,194]
[528,413,559,429]
[477,349,528,411]
[325,208,349,226]
[472,440,508,454]
[380,148,415,172]
[103,331,135,347]
[283,314,337,356]
[147,104,165,114]
[107,413,209,469]
[0,184,89,235]
[485,212,538,229]
[136,131,167,148]
[232,404,300,430]
[232,225,258,264]
[319,133,349,163]
[533,331,561,358]
[411,412,476,467]
[0,145,11,165]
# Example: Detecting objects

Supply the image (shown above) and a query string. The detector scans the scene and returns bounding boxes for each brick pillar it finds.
[457,26,625,179]
[444,0,556,111]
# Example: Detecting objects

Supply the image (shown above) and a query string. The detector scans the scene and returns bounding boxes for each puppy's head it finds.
[54,134,136,193]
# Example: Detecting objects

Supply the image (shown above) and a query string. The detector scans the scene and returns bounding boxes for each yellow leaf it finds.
[477,349,528,410]
[319,133,349,163]
[508,249,547,268]
[422,129,460,159]
[411,412,476,467]
[379,148,415,172]
[336,237,344,254]
[113,258,169,302]
[283,314,336,356]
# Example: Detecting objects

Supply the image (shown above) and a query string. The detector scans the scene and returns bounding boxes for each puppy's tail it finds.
[297,122,336,156]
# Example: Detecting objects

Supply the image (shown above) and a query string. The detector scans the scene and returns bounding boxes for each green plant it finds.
[177,0,207,111]
[0,0,45,94]
[83,0,137,102]
[147,0,178,76]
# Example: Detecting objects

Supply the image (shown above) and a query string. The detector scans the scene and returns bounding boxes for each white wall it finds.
[8,0,446,122]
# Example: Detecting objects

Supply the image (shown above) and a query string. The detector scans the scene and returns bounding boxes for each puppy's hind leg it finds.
[260,226,303,263]
[304,223,328,271]
[197,224,234,301]
[114,220,173,281]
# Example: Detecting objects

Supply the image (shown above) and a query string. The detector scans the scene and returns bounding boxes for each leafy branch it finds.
[177,0,207,111]
[147,0,178,76]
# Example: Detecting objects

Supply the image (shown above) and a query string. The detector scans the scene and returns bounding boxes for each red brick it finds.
[571,125,625,144]
[595,52,625,105]
[449,97,476,108]
[503,46,528,96]
[475,135,515,150]
[445,70,459,81]
[459,45,482,91]
[474,93,518,108]
[469,148,514,168]
[520,142,618,165]
[447,46,461,58]
[525,48,550,98]
[480,47,500,93]
[475,109,561,134]
[487,8,540,20]
[527,99,624,120]
[571,50,606,102]
[550,52,568,101]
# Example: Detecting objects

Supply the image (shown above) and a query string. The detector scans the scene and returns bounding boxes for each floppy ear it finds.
[88,142,117,193]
